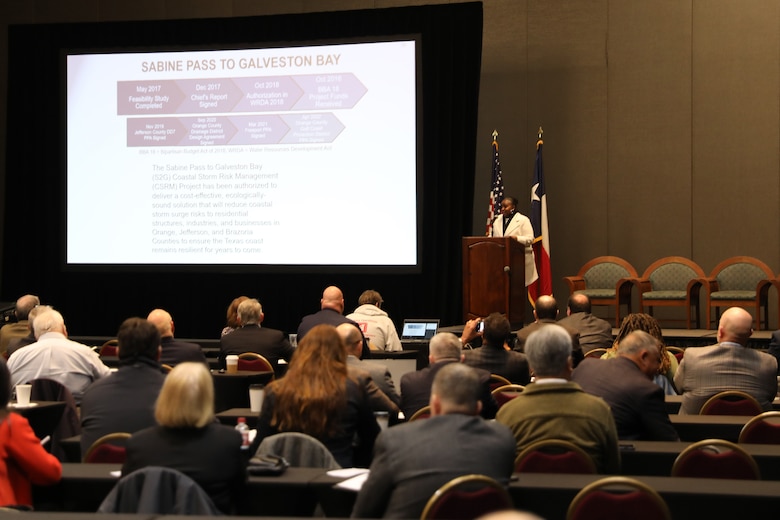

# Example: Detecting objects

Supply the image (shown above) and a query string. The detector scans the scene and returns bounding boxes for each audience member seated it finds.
[346,289,402,352]
[463,313,530,385]
[5,304,51,358]
[221,295,249,337]
[675,307,777,414]
[496,325,619,474]
[0,294,39,356]
[122,362,246,514]
[7,309,111,402]
[557,293,613,354]
[297,287,367,357]
[80,317,167,455]
[572,330,679,441]
[249,324,379,468]
[219,298,294,376]
[401,332,498,420]
[338,323,401,409]
[147,308,208,367]
[352,363,516,519]
[514,296,584,366]
[0,357,61,508]
[768,328,780,375]
[601,313,678,395]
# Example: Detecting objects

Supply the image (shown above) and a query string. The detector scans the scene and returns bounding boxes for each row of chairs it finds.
[566,255,779,329]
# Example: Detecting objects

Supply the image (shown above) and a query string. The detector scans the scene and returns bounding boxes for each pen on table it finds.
[40,435,51,446]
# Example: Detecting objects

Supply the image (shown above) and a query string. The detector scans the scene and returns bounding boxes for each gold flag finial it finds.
[537,127,543,139]
[492,129,498,140]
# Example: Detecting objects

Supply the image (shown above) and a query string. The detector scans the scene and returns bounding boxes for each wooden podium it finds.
[462,237,526,327]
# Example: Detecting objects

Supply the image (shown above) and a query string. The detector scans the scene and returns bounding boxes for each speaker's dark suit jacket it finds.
[159,336,208,367]
[399,360,497,420]
[351,414,515,519]
[219,325,294,376]
[571,357,679,441]
[463,345,531,385]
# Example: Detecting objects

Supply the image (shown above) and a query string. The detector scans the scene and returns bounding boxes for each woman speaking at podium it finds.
[489,196,538,287]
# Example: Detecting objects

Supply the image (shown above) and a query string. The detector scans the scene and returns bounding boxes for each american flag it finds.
[528,129,552,304]
[486,131,504,236]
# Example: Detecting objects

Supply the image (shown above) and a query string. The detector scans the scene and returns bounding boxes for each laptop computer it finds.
[400,319,440,343]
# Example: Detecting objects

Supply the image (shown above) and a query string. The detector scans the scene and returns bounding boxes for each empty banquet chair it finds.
[566,476,671,520]
[83,432,131,464]
[698,390,763,416]
[490,384,524,409]
[702,256,775,330]
[632,256,706,329]
[514,439,596,475]
[671,439,760,480]
[255,432,340,469]
[420,474,513,520]
[738,411,780,444]
[97,466,221,515]
[564,256,638,326]
[237,352,274,374]
[408,405,432,422]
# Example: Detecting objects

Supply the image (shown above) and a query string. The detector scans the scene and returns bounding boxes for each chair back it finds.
[408,405,432,422]
[713,258,773,292]
[666,346,684,363]
[29,378,81,461]
[83,432,131,463]
[491,384,524,409]
[237,352,274,372]
[566,476,671,520]
[488,374,511,392]
[645,257,704,292]
[99,339,119,357]
[739,411,780,444]
[581,258,635,292]
[699,390,763,416]
[420,474,512,520]
[515,439,596,474]
[97,466,221,514]
[584,348,608,359]
[256,432,341,469]
[671,439,760,480]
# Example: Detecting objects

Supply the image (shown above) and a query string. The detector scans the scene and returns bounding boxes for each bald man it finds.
[297,286,367,356]
[147,308,208,368]
[0,294,40,354]
[674,307,778,414]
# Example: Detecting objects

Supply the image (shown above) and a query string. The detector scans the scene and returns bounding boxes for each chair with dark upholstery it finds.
[237,352,274,374]
[566,476,671,520]
[488,374,511,392]
[665,346,685,363]
[255,432,340,469]
[408,405,432,422]
[28,378,81,461]
[83,432,131,463]
[671,438,760,480]
[701,256,775,330]
[564,256,638,326]
[514,439,596,475]
[738,411,780,444]
[490,384,525,409]
[698,390,763,416]
[420,474,513,520]
[631,256,706,329]
[98,339,119,357]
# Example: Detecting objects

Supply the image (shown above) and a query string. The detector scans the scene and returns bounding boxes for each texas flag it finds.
[528,132,552,304]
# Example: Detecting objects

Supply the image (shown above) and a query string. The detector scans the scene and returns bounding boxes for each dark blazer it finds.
[80,358,166,454]
[400,360,498,420]
[297,308,359,340]
[159,336,208,367]
[251,377,379,468]
[462,346,531,385]
[768,330,780,375]
[557,312,614,354]
[514,319,584,366]
[219,324,294,376]
[571,357,679,441]
[122,422,246,514]
[351,414,516,519]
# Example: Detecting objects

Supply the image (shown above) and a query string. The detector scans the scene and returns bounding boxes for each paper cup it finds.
[226,355,239,374]
[15,384,32,406]
[249,384,265,412]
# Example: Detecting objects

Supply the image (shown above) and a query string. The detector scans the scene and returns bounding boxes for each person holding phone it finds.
[463,313,530,385]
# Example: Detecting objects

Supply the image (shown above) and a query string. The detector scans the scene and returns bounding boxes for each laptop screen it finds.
[401,319,439,340]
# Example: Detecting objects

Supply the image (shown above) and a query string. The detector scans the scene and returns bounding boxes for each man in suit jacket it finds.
[572,330,679,441]
[0,294,39,355]
[674,307,778,414]
[338,323,401,407]
[463,312,530,384]
[514,296,584,366]
[147,308,208,367]
[219,298,294,377]
[489,196,537,286]
[400,332,498,420]
[557,293,613,354]
[352,363,515,519]
[297,285,369,358]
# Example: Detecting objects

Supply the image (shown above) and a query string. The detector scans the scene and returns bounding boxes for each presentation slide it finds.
[66,40,419,268]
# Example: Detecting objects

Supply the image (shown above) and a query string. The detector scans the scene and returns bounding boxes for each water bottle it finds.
[235,417,250,448]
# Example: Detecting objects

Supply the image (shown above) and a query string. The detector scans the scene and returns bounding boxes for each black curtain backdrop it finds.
[2,3,483,338]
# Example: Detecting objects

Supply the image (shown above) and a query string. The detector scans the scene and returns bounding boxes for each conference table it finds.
[664,394,780,414]
[210,369,274,412]
[668,414,753,442]
[34,463,780,519]
[9,400,66,441]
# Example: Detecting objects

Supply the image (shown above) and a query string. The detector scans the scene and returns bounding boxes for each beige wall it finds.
[2,0,780,324]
